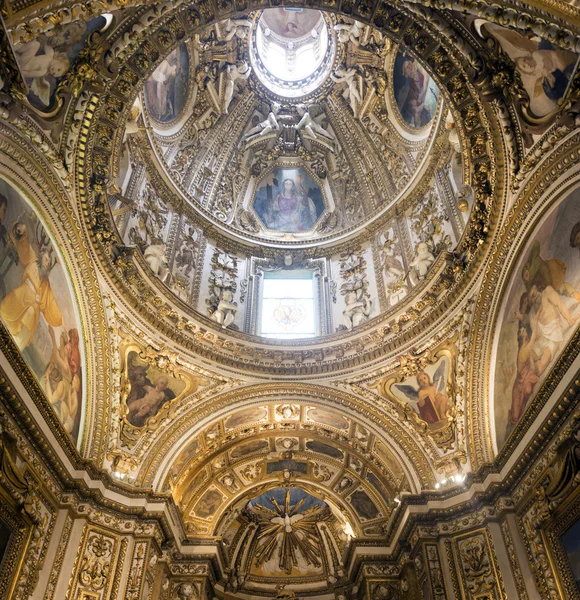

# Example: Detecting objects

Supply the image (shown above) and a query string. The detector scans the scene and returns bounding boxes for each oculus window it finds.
[249,9,336,98]
[260,272,317,339]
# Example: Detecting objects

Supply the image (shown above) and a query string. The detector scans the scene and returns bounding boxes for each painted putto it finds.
[477,21,578,119]
[123,350,186,427]
[13,16,108,110]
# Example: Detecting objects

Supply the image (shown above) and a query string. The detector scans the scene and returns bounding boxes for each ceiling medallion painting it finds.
[475,21,578,121]
[251,165,326,234]
[144,42,189,123]
[392,48,440,129]
[119,338,208,444]
[372,338,458,450]
[12,15,110,111]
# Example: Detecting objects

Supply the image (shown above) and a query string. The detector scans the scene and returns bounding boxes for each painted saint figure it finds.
[506,323,540,436]
[266,178,318,232]
[394,54,439,127]
[0,223,63,349]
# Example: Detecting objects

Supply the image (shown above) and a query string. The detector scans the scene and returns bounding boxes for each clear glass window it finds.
[260,272,316,339]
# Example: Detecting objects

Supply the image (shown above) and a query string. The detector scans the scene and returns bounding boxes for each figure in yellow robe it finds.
[0,224,62,349]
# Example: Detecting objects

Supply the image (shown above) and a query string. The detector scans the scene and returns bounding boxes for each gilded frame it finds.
[372,336,458,451]
[544,485,580,600]
[0,493,33,600]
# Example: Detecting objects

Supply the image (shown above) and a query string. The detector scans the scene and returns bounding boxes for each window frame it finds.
[244,257,332,338]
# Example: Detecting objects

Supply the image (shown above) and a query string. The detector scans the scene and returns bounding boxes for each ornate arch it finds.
[138,384,434,492]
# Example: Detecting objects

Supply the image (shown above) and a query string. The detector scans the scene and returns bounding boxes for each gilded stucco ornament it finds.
[2,0,578,596]
[369,339,458,450]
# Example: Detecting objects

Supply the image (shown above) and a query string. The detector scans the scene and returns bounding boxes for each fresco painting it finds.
[144,43,190,122]
[308,407,349,430]
[479,21,578,118]
[194,488,224,519]
[230,439,269,460]
[493,189,580,450]
[390,356,451,429]
[349,489,379,521]
[224,406,268,429]
[246,487,328,576]
[393,49,439,128]
[305,440,344,459]
[14,17,107,110]
[124,350,185,427]
[0,179,83,443]
[261,8,321,39]
[252,167,325,233]
[562,517,580,592]
[170,439,199,480]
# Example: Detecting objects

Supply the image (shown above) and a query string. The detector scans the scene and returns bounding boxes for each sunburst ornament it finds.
[249,488,331,574]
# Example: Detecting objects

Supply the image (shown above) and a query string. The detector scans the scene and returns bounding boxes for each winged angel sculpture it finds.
[249,489,331,575]
[394,361,449,426]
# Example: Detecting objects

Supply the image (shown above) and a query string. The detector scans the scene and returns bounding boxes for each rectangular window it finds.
[260,271,316,339]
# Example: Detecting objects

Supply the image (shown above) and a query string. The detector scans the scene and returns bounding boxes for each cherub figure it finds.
[334,20,365,46]
[211,289,237,329]
[222,18,253,41]
[395,362,449,424]
[343,287,372,329]
[409,241,435,283]
[15,40,70,106]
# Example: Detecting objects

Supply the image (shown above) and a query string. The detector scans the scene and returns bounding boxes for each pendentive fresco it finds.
[493,187,580,451]
[0,178,84,443]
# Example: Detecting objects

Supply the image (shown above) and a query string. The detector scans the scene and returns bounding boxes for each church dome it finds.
[1,0,578,598]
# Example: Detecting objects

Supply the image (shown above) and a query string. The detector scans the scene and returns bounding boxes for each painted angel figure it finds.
[395,363,449,424]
